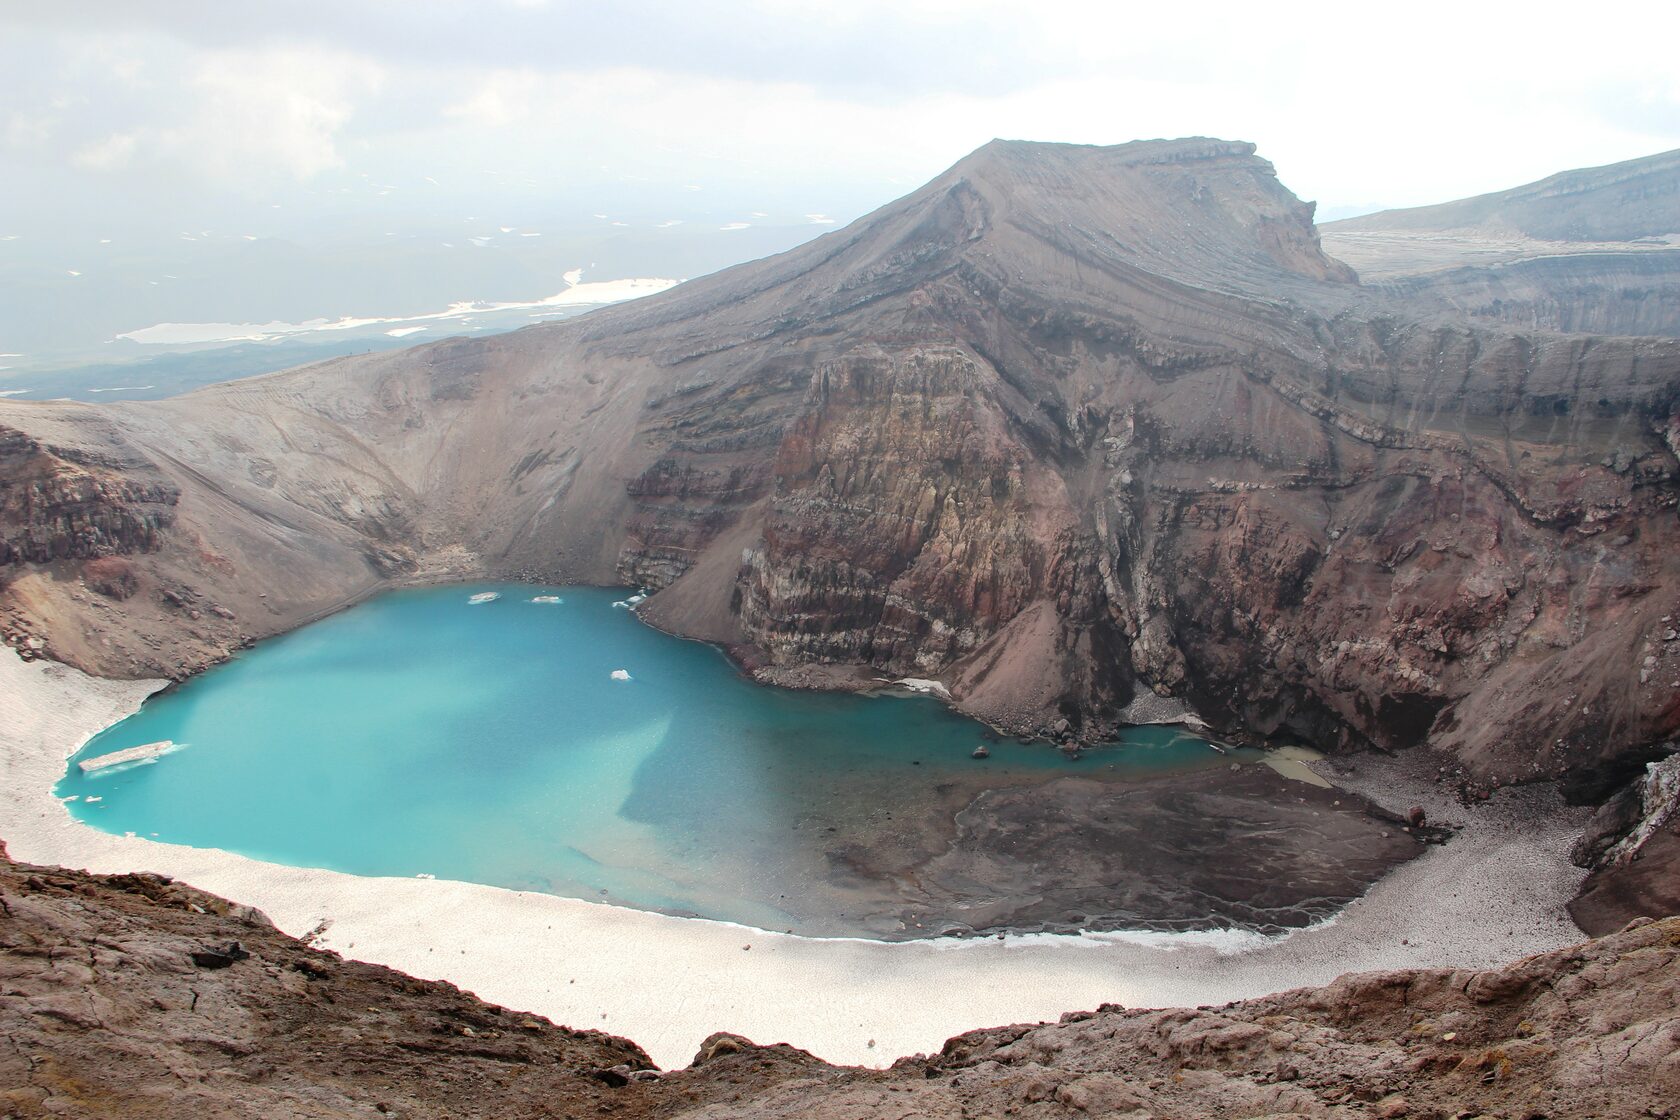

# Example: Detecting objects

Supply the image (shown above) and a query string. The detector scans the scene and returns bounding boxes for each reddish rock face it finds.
[0,424,177,567]
[603,141,1680,787]
[738,349,1077,675]
[80,556,139,600]
[2,138,1677,795]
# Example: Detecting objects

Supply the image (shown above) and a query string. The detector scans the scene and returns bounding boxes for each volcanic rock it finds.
[2,843,1676,1119]
[1,138,1677,797]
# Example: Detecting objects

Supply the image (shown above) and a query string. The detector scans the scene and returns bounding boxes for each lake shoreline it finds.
[0,643,1593,1070]
[50,583,1425,943]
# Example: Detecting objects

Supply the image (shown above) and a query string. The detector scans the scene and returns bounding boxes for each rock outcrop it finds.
[1,137,1678,795]
[0,422,177,567]
[3,845,1677,1119]
[1569,751,1680,934]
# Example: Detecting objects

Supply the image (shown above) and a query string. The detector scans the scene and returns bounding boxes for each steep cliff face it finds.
[2,137,1678,792]
[738,349,1081,674]
[0,423,177,568]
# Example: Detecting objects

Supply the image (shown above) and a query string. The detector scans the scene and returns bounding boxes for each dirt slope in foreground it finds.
[3,844,1676,1120]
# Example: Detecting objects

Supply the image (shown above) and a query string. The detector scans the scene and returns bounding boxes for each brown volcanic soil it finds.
[4,844,1678,1120]
[846,765,1432,938]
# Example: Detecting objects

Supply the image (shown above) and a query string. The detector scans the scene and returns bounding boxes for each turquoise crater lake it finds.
[59,584,1250,938]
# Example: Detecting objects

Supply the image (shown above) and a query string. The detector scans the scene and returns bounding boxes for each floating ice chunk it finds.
[84,796,102,803]
[610,669,632,681]
[62,795,79,803]
[416,872,436,880]
[80,740,176,772]
[530,595,563,604]
[468,591,500,604]
[611,600,629,609]
[626,593,646,605]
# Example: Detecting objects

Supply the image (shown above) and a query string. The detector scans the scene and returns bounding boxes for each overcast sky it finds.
[3,0,1678,359]
[8,0,1679,224]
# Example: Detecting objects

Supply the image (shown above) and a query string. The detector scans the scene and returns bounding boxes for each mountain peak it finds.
[943,137,1269,195]
[917,135,1352,292]
[588,135,1353,348]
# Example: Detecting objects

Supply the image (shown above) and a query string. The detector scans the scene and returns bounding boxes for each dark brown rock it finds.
[1570,818,1680,935]
[3,842,1676,1120]
[80,555,139,599]
[0,423,177,567]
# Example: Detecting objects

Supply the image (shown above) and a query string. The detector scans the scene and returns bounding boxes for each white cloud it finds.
[3,0,1678,290]
[172,48,382,182]
[443,72,535,129]
[73,131,138,170]
[5,109,56,147]
[61,46,382,185]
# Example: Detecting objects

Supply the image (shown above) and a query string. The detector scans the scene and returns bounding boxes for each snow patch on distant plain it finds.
[114,272,683,346]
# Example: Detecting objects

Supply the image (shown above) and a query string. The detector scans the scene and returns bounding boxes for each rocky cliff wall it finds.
[3,137,1678,796]
[0,423,177,569]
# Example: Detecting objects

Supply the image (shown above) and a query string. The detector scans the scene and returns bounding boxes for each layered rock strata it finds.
[0,138,1677,796]
[1323,147,1680,338]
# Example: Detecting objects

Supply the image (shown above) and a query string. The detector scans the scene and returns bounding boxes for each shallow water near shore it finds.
[59,584,1251,937]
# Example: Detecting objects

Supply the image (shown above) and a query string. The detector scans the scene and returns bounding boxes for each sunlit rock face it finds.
[0,422,177,566]
[3,137,1678,791]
